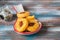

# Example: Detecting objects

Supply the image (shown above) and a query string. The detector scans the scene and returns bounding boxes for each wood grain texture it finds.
[0,0,60,40]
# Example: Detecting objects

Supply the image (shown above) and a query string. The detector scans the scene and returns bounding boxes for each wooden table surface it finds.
[0,0,60,40]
